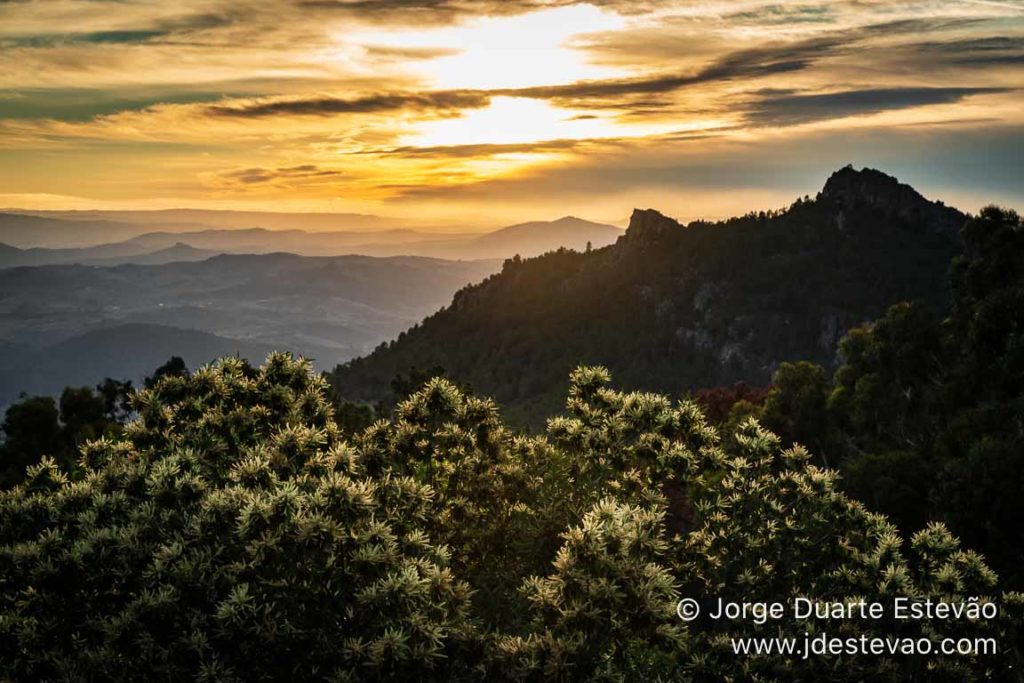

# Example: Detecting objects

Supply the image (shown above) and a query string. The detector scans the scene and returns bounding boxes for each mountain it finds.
[0,254,501,405]
[83,243,221,266]
[412,216,621,260]
[0,214,621,265]
[0,240,220,268]
[0,324,277,406]
[120,226,459,255]
[124,217,619,260]
[0,212,149,248]
[328,166,967,425]
[14,209,407,232]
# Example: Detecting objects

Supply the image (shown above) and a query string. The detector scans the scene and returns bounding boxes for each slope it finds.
[328,167,966,424]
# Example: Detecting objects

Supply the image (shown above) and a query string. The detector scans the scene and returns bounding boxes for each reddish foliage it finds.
[694,382,770,423]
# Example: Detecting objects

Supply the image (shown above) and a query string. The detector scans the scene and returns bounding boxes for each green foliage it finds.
[759,361,832,462]
[0,354,474,681]
[0,385,123,488]
[831,207,1024,585]
[1,357,1020,680]
[0,396,62,488]
[499,498,686,681]
[144,355,189,389]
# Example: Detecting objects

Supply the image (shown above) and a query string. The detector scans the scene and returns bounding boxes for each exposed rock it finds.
[822,166,966,237]
[693,282,722,313]
[819,313,840,353]
[625,208,682,245]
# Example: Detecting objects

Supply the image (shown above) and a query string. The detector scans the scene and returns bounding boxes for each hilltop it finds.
[329,167,966,424]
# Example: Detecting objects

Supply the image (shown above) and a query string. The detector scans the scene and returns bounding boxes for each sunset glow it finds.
[0,0,1021,224]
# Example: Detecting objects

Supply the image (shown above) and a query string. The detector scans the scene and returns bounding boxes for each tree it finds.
[829,207,1024,585]
[1,358,187,489]
[759,361,832,461]
[0,354,474,681]
[390,365,449,402]
[1,360,1020,680]
[144,355,189,388]
[59,386,110,445]
[0,386,123,488]
[96,377,134,422]
[0,396,61,488]
[693,381,769,424]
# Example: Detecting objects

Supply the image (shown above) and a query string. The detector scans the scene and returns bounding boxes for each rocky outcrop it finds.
[624,208,681,245]
[822,166,966,237]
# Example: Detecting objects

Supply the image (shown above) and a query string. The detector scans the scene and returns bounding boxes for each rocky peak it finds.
[625,208,681,245]
[821,165,965,236]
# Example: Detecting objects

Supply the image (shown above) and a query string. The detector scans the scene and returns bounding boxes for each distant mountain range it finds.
[0,240,220,269]
[0,213,152,249]
[9,208,404,233]
[0,324,277,404]
[0,213,620,264]
[0,254,500,406]
[329,167,968,425]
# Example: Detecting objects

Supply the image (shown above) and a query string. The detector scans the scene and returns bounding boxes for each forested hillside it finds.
[330,167,965,424]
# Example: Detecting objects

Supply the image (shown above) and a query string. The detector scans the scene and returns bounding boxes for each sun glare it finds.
[407,96,609,147]
[353,5,628,90]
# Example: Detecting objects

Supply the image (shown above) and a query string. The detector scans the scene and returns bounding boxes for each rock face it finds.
[624,208,681,245]
[821,166,966,237]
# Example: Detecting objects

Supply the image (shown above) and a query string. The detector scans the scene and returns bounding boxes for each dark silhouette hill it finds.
[0,254,500,406]
[328,167,966,424]
[0,324,276,406]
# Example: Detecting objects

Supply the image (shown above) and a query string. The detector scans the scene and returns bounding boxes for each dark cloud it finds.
[207,90,491,117]
[296,0,670,23]
[497,36,845,107]
[743,87,1013,126]
[362,45,459,61]
[725,4,836,25]
[900,35,1024,68]
[0,12,236,48]
[1,29,168,47]
[0,87,239,122]
[219,164,344,185]
[380,124,1024,209]
[499,18,1018,113]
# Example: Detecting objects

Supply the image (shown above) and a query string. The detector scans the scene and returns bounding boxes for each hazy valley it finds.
[0,212,620,406]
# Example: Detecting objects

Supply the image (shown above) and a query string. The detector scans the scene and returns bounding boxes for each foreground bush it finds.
[1,355,1020,681]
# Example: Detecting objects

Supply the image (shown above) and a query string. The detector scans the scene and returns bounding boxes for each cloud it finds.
[490,35,844,109]
[1,0,1022,217]
[215,164,344,186]
[362,45,460,61]
[369,137,612,158]
[899,35,1024,68]
[206,90,491,118]
[0,11,237,47]
[295,0,674,24]
[743,87,1014,126]
[723,4,837,26]
[375,123,1024,221]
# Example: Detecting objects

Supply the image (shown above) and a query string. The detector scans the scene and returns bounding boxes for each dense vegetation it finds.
[2,354,1020,680]
[0,357,186,488]
[721,206,1024,588]
[329,168,964,425]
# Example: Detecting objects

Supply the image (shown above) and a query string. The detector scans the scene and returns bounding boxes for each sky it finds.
[0,0,1021,227]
